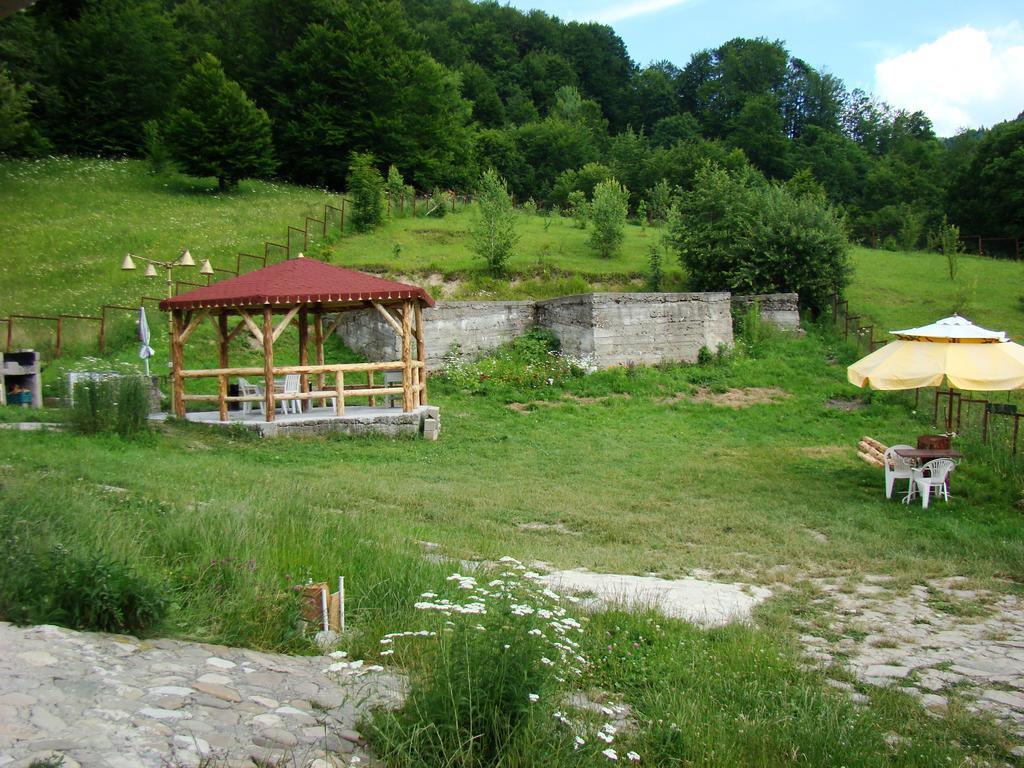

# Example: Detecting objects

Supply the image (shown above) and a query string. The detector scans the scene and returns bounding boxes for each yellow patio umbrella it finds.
[847,315,1024,391]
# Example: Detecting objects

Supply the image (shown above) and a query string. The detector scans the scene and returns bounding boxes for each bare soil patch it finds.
[825,397,867,412]
[517,521,580,536]
[686,387,790,408]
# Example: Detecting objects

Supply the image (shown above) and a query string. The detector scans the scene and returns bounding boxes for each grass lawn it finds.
[848,247,1024,340]
[2,330,1021,763]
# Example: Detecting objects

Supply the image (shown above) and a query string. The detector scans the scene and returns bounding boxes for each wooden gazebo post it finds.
[401,299,413,412]
[415,302,427,405]
[262,305,274,421]
[171,309,185,418]
[217,312,229,422]
[298,306,309,412]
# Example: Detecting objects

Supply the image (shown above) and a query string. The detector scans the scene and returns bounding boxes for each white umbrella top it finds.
[890,314,1008,344]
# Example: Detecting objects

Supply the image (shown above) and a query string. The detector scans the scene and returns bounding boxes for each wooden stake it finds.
[171,310,185,418]
[335,371,344,416]
[218,312,229,422]
[298,306,308,413]
[401,299,413,412]
[262,305,275,422]
[415,302,427,405]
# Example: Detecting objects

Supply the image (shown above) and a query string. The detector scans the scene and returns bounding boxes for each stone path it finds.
[798,576,1024,743]
[0,622,402,768]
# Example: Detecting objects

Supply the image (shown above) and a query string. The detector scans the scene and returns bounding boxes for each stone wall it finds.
[333,291,741,370]
[333,300,535,370]
[731,293,800,331]
[536,292,733,366]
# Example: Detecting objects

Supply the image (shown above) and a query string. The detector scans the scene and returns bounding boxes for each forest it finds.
[0,0,1021,248]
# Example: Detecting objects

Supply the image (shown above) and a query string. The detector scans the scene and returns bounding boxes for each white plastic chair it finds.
[912,458,956,509]
[883,444,915,500]
[383,371,403,408]
[279,374,301,414]
[238,378,264,416]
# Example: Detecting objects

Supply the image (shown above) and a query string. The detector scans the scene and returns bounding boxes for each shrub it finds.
[440,329,588,395]
[141,119,172,176]
[471,169,518,276]
[566,190,589,229]
[115,376,151,438]
[69,377,116,435]
[426,186,448,218]
[385,164,411,215]
[0,544,167,635]
[70,376,150,438]
[589,179,629,259]
[367,561,637,767]
[934,214,963,281]
[347,151,385,232]
[646,244,663,292]
[666,162,849,316]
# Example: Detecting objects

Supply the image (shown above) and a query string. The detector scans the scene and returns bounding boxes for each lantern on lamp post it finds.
[120,249,215,366]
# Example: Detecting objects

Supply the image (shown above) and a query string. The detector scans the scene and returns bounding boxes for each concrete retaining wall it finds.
[732,293,801,331]
[536,292,733,366]
[333,291,749,370]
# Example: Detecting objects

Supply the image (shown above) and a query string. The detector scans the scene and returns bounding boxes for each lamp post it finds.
[121,249,214,359]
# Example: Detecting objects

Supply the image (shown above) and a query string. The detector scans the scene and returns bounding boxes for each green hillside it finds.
[3,157,1021,355]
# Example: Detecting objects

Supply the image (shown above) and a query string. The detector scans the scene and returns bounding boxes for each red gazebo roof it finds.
[159,258,434,311]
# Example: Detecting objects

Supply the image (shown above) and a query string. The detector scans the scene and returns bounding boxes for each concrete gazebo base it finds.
[152,404,440,439]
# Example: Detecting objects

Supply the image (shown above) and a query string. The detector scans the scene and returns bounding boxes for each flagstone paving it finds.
[0,622,402,768]
[797,575,1024,745]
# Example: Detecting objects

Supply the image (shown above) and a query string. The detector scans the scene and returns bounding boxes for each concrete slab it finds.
[541,569,772,626]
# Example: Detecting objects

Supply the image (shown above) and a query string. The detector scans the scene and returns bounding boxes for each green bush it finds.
[439,329,587,395]
[589,179,629,259]
[0,544,167,635]
[70,376,150,438]
[385,164,412,215]
[471,169,518,276]
[69,377,116,435]
[347,151,385,232]
[646,244,663,292]
[141,119,172,176]
[666,162,849,315]
[114,376,151,438]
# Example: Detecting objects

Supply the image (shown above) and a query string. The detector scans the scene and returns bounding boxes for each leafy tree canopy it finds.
[163,53,275,191]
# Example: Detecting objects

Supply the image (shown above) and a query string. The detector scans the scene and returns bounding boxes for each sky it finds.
[501,0,1024,136]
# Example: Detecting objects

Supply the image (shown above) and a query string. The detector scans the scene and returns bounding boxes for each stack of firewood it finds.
[857,436,887,468]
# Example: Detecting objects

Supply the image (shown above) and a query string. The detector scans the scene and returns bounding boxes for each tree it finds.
[949,117,1024,238]
[385,164,412,214]
[0,66,33,154]
[347,152,385,232]
[164,54,275,191]
[471,169,518,275]
[271,0,474,189]
[49,0,183,154]
[666,163,848,315]
[588,179,629,258]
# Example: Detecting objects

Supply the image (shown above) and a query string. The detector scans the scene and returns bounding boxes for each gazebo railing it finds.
[178,360,425,420]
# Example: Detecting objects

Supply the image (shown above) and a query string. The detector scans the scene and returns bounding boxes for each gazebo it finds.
[159,257,433,423]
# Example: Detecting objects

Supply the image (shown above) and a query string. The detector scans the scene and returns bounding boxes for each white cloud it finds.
[875,24,1024,136]
[590,0,692,24]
